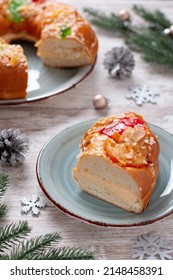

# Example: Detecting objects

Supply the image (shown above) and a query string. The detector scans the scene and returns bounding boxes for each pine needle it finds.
[84,6,173,68]
[26,247,94,260]
[133,5,171,29]
[0,172,9,252]
[0,173,95,260]
[0,221,31,253]
[0,173,9,199]
[126,30,173,67]
[0,204,8,219]
[0,173,9,218]
[0,254,9,260]
[84,8,130,33]
[10,232,62,259]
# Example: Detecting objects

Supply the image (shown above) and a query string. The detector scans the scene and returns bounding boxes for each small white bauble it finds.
[93,95,108,109]
[164,25,173,37]
[118,9,130,22]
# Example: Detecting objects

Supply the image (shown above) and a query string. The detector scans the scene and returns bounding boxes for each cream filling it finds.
[76,170,141,211]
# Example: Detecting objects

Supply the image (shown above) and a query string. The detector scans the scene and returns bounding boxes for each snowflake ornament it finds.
[131,232,173,260]
[126,85,159,106]
[21,195,46,216]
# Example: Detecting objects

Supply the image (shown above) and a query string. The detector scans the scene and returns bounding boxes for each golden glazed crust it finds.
[0,38,28,99]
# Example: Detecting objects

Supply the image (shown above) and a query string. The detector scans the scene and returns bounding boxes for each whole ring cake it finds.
[0,0,98,99]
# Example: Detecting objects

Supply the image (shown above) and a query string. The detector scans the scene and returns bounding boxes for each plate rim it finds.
[36,120,173,227]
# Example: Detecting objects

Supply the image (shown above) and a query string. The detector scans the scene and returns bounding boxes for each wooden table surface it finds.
[1,0,173,260]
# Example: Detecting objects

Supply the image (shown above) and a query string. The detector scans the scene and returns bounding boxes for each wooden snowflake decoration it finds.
[21,195,46,216]
[131,232,173,260]
[126,85,159,106]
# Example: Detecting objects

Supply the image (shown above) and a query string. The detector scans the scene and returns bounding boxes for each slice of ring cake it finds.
[72,112,160,213]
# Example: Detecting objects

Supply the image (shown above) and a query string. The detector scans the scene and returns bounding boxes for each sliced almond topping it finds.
[125,149,134,159]
[130,128,146,142]
[10,56,20,68]
[121,127,132,141]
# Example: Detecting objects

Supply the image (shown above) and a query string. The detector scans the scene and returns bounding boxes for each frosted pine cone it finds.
[103,46,135,79]
[0,129,29,166]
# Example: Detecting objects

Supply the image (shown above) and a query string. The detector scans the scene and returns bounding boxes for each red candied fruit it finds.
[101,117,144,138]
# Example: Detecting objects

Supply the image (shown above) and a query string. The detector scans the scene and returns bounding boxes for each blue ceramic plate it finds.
[0,41,95,105]
[36,120,173,227]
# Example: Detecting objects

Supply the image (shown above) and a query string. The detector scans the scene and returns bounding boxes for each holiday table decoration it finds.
[84,5,173,68]
[0,173,8,219]
[0,173,94,260]
[117,9,131,22]
[131,232,173,260]
[93,94,108,109]
[103,47,135,79]
[126,85,160,106]
[0,128,29,166]
[164,25,173,37]
[21,195,47,216]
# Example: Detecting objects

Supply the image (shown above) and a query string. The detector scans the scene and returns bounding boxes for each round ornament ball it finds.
[118,9,130,21]
[164,25,173,37]
[93,95,108,109]
[169,25,173,36]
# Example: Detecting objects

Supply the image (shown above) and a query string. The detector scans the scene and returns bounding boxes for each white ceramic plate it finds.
[0,41,95,105]
[36,120,173,227]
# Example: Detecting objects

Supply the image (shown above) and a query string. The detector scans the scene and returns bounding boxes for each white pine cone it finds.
[0,129,29,166]
[103,46,135,79]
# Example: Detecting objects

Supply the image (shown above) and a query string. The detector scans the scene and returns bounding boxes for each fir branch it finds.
[0,204,8,219]
[0,221,31,253]
[26,247,94,260]
[10,232,62,259]
[0,173,9,199]
[126,30,173,67]
[0,173,9,218]
[84,6,173,68]
[133,5,171,29]
[0,254,9,260]
[0,174,95,260]
[84,8,131,33]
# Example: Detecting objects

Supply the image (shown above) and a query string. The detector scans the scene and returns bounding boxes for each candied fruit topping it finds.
[60,26,71,38]
[101,116,144,137]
